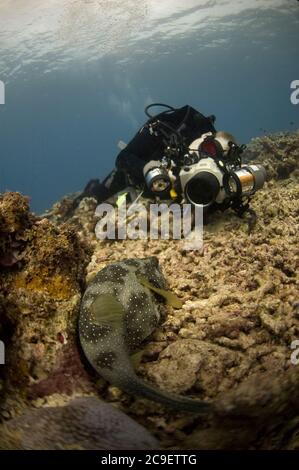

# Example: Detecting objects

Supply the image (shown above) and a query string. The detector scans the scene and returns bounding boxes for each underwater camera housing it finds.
[180,159,267,210]
[142,104,267,216]
[180,132,267,214]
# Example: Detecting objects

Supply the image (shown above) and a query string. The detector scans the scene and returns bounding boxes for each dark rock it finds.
[0,397,159,450]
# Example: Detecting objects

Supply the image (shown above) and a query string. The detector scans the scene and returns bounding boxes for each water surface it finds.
[0,0,298,211]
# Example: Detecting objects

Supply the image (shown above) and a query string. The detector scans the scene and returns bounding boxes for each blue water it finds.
[0,0,298,212]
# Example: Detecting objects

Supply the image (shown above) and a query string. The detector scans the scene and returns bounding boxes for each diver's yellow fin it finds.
[90,294,125,326]
[137,276,183,309]
[116,192,128,208]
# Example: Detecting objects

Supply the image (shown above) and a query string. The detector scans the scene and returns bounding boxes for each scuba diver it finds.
[114,104,217,191]
[97,104,217,201]
[79,103,266,220]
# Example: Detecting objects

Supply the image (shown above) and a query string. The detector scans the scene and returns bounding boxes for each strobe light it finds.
[223,165,267,198]
[143,160,171,195]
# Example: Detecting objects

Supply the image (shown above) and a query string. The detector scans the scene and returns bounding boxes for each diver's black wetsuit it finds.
[97,105,217,202]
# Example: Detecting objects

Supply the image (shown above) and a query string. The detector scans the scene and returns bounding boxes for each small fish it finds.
[79,257,211,413]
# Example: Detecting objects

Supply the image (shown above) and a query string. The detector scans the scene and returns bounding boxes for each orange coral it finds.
[13,269,77,301]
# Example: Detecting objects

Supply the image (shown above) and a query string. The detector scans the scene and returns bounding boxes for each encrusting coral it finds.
[0,193,91,418]
[0,130,298,449]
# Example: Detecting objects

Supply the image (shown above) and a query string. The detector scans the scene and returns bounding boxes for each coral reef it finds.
[0,192,33,267]
[243,130,299,180]
[0,193,91,418]
[0,130,298,449]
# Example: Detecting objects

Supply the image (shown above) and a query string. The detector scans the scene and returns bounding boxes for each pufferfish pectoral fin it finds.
[137,276,183,309]
[90,294,125,326]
